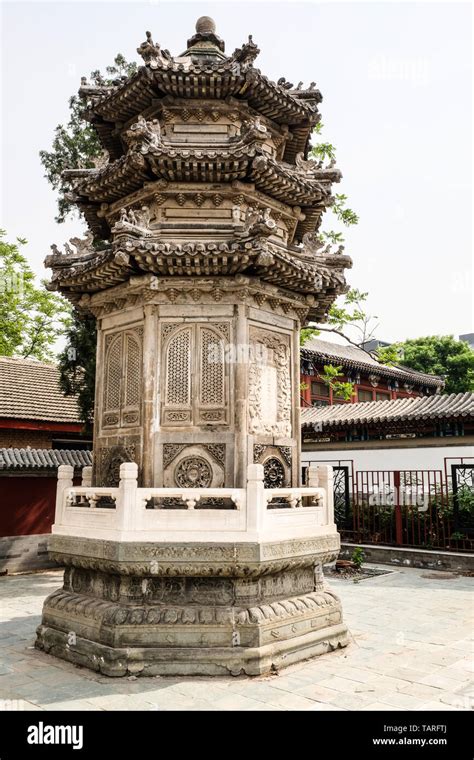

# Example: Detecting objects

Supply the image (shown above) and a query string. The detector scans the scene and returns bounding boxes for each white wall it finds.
[302,444,474,475]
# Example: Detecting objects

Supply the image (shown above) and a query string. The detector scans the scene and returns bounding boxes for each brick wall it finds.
[0,429,54,449]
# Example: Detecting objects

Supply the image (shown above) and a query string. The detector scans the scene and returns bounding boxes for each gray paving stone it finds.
[0,566,471,711]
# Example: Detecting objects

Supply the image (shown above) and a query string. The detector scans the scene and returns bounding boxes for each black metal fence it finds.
[303,463,474,553]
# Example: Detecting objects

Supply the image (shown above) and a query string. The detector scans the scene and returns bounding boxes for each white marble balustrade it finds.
[52,462,337,543]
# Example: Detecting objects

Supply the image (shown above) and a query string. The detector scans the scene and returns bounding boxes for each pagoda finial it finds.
[185,15,225,57]
[195,16,216,35]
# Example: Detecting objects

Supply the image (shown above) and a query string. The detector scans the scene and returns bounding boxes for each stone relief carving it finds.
[263,457,285,488]
[248,328,291,437]
[174,457,213,488]
[163,444,187,469]
[124,115,161,155]
[238,205,276,238]
[205,443,226,465]
[163,443,225,469]
[115,205,152,232]
[100,444,137,487]
[254,444,292,468]
[43,587,340,628]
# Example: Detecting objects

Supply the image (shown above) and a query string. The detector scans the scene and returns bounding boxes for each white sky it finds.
[1,0,472,344]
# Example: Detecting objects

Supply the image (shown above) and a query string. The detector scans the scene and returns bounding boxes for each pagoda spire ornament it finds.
[37,16,351,677]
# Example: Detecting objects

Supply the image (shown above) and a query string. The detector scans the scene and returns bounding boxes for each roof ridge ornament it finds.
[230,34,260,70]
[137,31,172,68]
[123,114,162,154]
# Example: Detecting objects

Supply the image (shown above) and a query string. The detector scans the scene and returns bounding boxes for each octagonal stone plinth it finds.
[35,535,349,676]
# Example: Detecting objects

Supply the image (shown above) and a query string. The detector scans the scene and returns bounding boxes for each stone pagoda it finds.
[36,17,352,676]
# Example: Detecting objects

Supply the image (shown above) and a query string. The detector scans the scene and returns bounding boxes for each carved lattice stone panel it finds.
[175,456,213,488]
[200,328,225,405]
[163,444,225,488]
[105,336,122,410]
[165,328,192,406]
[263,457,285,488]
[162,322,229,427]
[125,334,141,406]
[102,327,143,429]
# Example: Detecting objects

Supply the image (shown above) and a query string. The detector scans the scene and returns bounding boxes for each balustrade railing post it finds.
[55,465,74,527]
[117,462,138,533]
[307,464,319,488]
[246,463,265,534]
[81,466,92,488]
[316,465,334,527]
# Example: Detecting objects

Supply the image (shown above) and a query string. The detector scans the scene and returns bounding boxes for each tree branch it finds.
[307,325,380,360]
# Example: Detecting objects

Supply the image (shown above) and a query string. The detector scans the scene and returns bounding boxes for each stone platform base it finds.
[36,621,349,677]
[35,535,349,676]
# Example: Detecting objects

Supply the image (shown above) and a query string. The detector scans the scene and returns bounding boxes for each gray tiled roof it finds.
[0,357,81,423]
[301,392,474,428]
[0,448,92,470]
[301,338,444,388]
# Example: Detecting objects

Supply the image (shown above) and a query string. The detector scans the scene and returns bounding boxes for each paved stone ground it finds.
[0,566,472,711]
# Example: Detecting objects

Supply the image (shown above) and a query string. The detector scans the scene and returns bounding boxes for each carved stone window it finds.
[102,327,143,428]
[162,322,229,426]
[125,333,141,406]
[105,335,122,412]
[165,328,192,406]
[200,328,225,406]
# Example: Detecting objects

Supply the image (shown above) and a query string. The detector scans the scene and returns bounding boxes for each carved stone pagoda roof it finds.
[47,17,352,321]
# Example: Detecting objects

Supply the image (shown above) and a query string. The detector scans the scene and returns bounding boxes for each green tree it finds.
[40,54,137,223]
[300,126,361,399]
[58,311,97,429]
[310,122,359,244]
[41,54,137,423]
[378,336,474,394]
[0,230,71,361]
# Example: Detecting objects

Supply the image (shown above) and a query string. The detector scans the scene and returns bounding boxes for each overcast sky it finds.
[1,1,472,344]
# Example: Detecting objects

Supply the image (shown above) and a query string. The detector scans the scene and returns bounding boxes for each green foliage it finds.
[300,327,320,346]
[58,311,97,430]
[325,289,379,348]
[0,230,71,361]
[455,485,474,514]
[311,141,336,161]
[380,336,474,393]
[331,194,360,227]
[310,126,359,245]
[319,364,354,401]
[40,54,137,222]
[375,344,402,366]
[321,230,344,244]
[41,54,138,423]
[351,547,366,569]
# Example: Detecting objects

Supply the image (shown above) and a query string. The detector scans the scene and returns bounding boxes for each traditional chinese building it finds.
[300,338,444,407]
[0,357,92,572]
[38,17,352,676]
[0,357,89,449]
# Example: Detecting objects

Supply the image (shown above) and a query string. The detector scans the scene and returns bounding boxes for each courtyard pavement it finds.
[0,565,472,711]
